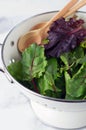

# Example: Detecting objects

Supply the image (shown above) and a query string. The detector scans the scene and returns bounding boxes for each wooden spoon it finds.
[18,0,79,52]
[31,0,86,31]
[30,22,46,31]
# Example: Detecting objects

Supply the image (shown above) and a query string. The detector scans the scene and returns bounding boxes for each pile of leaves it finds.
[45,17,86,57]
[7,16,86,100]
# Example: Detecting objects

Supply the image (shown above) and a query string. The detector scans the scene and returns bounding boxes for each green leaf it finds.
[42,38,49,44]
[46,58,58,80]
[21,43,47,81]
[79,55,86,64]
[37,58,61,98]
[60,46,84,67]
[38,71,56,95]
[60,46,84,76]
[65,64,86,100]
[80,40,86,48]
[55,74,66,99]
[7,61,23,81]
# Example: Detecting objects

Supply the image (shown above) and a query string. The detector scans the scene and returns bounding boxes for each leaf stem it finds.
[31,79,39,93]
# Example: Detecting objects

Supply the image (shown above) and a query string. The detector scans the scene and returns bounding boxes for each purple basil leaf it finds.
[44,17,86,58]
[45,34,77,57]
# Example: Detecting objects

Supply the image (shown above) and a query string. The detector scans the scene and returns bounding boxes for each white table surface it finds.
[0,0,86,130]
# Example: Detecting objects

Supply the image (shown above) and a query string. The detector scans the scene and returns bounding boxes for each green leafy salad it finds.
[7,16,86,100]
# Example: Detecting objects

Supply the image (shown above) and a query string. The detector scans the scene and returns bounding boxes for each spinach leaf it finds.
[55,74,66,99]
[60,46,84,67]
[60,46,85,76]
[7,61,23,81]
[45,58,58,80]
[65,64,86,100]
[37,58,61,97]
[38,71,57,95]
[21,43,47,81]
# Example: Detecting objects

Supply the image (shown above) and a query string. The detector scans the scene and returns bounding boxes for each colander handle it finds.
[0,43,4,72]
[0,43,13,83]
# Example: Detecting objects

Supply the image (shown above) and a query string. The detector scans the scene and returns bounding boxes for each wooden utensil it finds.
[30,0,86,31]
[18,0,86,52]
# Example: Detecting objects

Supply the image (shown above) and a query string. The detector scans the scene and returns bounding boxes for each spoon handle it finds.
[46,0,78,26]
[64,0,86,18]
